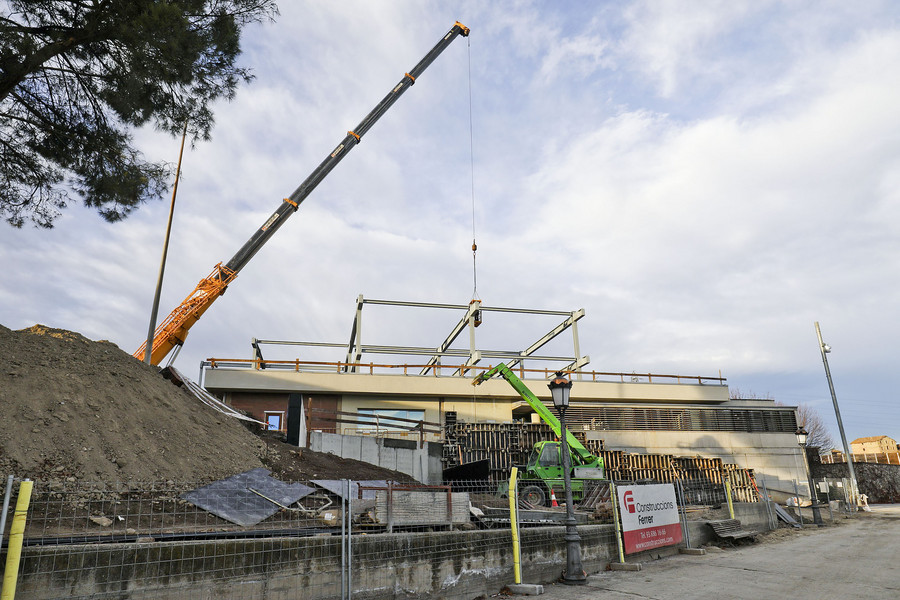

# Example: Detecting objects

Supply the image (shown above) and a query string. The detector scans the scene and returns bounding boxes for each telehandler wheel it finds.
[520,484,547,507]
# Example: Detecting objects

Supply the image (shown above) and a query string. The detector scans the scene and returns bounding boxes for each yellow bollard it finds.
[725,478,735,520]
[507,467,522,584]
[2,479,33,600]
[610,482,625,564]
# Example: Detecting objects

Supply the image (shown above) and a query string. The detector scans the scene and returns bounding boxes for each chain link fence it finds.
[0,472,762,599]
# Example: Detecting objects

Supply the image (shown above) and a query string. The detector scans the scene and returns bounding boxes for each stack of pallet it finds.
[722,463,758,502]
[598,452,757,503]
[443,421,558,480]
[441,421,758,503]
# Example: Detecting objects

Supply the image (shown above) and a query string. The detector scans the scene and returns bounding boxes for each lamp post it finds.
[548,372,587,585]
[796,427,824,526]
[815,322,859,510]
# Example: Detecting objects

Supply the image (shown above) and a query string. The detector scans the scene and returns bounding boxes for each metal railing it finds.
[821,451,900,465]
[203,357,726,386]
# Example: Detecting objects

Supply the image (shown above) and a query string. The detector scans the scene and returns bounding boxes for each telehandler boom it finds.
[474,363,606,506]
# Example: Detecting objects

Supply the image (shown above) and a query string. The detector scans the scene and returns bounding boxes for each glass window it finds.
[357,408,425,431]
[539,444,560,467]
[265,412,283,431]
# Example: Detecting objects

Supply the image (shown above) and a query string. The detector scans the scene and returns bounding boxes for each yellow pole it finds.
[2,480,33,600]
[725,477,735,519]
[610,482,625,563]
[508,467,522,584]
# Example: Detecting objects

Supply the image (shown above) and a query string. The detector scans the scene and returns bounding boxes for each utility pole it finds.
[144,121,189,365]
[815,321,859,509]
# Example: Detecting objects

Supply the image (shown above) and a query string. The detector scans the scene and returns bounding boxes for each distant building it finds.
[851,435,898,454]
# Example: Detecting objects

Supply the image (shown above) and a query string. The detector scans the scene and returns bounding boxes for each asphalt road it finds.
[513,505,900,600]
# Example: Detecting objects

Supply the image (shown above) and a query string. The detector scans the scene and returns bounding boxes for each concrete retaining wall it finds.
[6,503,771,600]
[349,525,616,599]
[310,431,443,484]
[816,461,900,503]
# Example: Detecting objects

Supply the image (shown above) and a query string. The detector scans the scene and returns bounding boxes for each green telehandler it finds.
[473,363,606,506]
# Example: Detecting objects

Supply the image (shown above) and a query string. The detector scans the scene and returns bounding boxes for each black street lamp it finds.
[548,372,587,585]
[796,427,824,526]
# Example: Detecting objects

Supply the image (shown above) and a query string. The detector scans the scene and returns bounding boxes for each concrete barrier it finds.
[310,431,444,484]
[8,528,600,599]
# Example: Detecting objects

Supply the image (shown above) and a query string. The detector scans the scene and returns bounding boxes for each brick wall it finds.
[227,392,290,423]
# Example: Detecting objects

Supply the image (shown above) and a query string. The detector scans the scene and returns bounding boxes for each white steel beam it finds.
[420,300,481,375]
[506,309,585,371]
[343,294,365,372]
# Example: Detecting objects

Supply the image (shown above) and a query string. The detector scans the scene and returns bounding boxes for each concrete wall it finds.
[204,369,729,404]
[817,462,900,503]
[310,431,444,484]
[351,525,615,598]
[6,503,771,600]
[589,429,809,498]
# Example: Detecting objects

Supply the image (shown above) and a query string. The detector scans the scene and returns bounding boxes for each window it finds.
[264,412,284,431]
[356,408,425,431]
[538,444,560,467]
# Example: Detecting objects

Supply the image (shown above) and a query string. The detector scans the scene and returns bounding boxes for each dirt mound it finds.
[0,324,269,482]
[0,324,417,485]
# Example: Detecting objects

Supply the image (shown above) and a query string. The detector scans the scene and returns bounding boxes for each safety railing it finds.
[203,357,726,386]
[821,451,900,465]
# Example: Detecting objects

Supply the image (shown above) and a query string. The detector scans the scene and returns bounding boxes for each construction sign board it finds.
[617,483,683,554]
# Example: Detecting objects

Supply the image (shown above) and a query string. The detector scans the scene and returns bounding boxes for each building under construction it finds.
[202,297,807,500]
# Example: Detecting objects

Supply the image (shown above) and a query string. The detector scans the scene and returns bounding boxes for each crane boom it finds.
[135,22,470,366]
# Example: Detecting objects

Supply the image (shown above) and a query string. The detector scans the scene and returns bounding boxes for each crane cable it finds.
[467,36,480,302]
[467,36,482,402]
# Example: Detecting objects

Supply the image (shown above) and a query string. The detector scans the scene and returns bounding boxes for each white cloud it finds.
[3,0,900,442]
[494,21,900,382]
[619,0,756,97]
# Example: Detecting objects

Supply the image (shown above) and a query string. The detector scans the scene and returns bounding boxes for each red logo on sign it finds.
[623,490,636,513]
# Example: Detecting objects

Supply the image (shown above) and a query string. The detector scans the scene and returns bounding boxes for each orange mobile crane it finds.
[135,22,470,366]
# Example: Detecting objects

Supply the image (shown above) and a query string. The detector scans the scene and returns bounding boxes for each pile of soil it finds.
[0,324,411,484]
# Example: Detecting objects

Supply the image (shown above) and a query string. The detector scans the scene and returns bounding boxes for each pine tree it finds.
[0,0,277,227]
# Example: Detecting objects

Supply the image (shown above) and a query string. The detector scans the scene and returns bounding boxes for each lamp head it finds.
[548,372,572,409]
[796,426,809,446]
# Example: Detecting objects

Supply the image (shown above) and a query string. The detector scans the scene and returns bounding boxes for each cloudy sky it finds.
[3,1,899,446]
